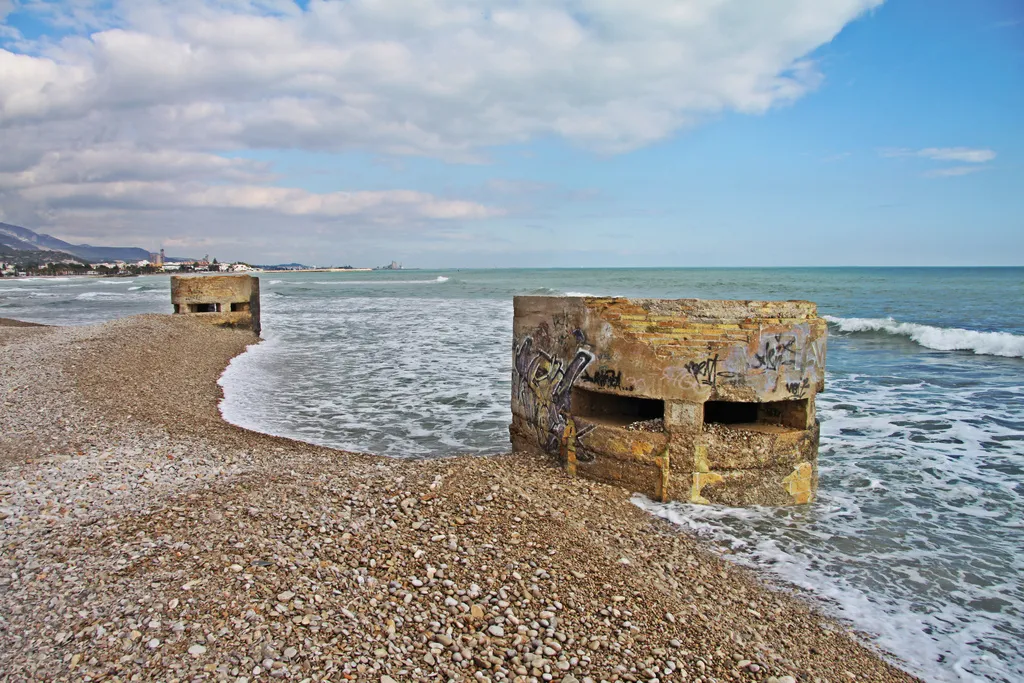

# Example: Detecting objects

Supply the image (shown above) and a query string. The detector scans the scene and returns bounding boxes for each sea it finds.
[1,267,1021,683]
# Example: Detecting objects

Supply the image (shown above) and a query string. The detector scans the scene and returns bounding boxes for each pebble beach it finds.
[0,314,919,683]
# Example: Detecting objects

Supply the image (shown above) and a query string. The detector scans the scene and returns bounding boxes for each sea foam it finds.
[825,315,1024,358]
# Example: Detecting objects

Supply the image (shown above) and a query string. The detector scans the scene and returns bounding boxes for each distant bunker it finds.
[511,297,827,506]
[170,274,261,335]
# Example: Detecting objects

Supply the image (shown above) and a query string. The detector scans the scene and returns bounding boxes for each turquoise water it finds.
[2,267,1022,682]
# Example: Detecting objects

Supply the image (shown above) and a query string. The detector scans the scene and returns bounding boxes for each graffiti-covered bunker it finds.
[170,274,262,335]
[510,297,827,506]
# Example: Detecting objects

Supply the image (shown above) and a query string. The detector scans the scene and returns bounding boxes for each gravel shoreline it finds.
[0,315,919,683]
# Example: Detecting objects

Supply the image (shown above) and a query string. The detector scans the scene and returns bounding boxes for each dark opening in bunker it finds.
[571,386,664,428]
[704,401,757,424]
[704,398,808,430]
[190,303,220,313]
[230,301,250,312]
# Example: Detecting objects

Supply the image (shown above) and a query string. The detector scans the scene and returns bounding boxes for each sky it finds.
[0,0,1021,267]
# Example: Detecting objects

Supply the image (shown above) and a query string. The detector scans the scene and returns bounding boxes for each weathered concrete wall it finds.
[170,275,261,335]
[510,297,827,506]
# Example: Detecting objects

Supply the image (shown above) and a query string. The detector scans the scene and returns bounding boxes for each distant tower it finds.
[158,249,165,267]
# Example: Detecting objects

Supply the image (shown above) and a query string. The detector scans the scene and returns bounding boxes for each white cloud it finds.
[3,0,881,154]
[0,145,271,188]
[917,147,996,163]
[880,146,997,179]
[924,165,988,178]
[882,147,997,163]
[0,142,500,258]
[15,178,500,220]
[0,0,883,258]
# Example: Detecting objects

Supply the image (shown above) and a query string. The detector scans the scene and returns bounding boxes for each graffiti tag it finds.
[752,335,797,371]
[582,368,633,391]
[513,336,594,455]
[684,355,719,387]
[786,378,810,399]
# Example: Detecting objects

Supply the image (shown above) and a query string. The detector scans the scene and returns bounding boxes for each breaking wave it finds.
[825,316,1024,358]
[524,288,604,297]
[76,291,124,299]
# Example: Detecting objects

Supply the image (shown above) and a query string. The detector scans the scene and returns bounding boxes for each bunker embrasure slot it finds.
[703,398,808,430]
[571,386,664,428]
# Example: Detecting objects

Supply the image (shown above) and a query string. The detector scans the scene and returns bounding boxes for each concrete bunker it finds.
[510,296,827,506]
[170,274,261,335]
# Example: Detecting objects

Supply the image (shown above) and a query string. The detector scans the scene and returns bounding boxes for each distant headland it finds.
[0,222,398,277]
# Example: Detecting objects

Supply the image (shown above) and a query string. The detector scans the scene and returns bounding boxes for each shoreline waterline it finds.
[0,313,919,682]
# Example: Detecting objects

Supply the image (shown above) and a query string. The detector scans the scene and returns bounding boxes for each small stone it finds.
[229,564,244,572]
[736,659,751,669]
[471,604,485,619]
[147,638,160,649]
[188,644,207,656]
[381,677,398,683]
[487,625,505,637]
[284,647,298,659]
[277,591,295,602]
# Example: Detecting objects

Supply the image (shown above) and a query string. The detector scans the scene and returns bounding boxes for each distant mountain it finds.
[256,263,310,270]
[0,243,86,266]
[0,222,151,263]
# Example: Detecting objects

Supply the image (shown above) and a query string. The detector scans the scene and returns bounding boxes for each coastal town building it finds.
[511,296,827,506]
